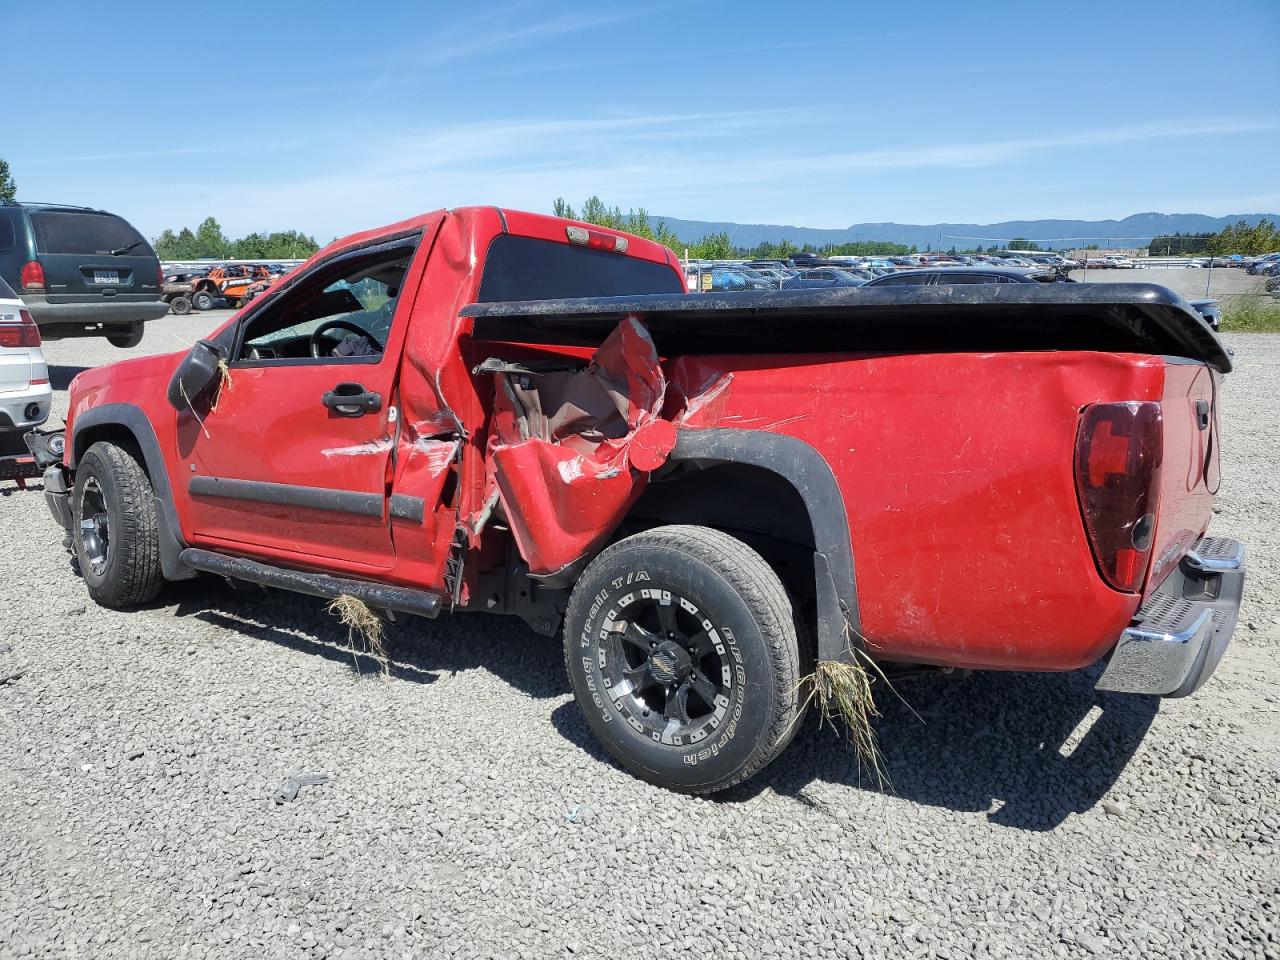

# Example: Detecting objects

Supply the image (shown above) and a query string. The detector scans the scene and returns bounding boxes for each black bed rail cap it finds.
[460,282,1231,373]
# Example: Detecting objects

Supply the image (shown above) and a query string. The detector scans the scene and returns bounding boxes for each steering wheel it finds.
[309,319,383,358]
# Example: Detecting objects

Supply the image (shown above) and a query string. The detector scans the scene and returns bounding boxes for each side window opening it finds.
[234,239,418,364]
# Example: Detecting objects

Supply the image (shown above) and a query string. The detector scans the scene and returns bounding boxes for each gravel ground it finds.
[1,315,1277,960]
[1067,266,1267,300]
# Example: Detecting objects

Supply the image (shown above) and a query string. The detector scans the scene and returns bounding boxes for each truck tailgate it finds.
[1147,360,1220,594]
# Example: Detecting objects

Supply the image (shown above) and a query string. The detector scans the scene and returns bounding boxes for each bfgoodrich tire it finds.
[71,442,164,609]
[564,525,803,794]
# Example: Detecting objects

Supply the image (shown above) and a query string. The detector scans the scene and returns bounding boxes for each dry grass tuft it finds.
[803,652,887,787]
[211,358,234,412]
[326,594,388,675]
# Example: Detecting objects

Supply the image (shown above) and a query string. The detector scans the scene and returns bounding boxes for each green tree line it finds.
[153,216,320,261]
[1147,221,1279,257]
[1147,232,1215,256]
[1204,218,1280,257]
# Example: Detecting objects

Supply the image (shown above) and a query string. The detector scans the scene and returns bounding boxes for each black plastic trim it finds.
[188,475,384,517]
[180,548,443,619]
[230,354,384,370]
[669,428,861,663]
[462,283,1231,373]
[41,464,72,531]
[389,493,426,523]
[69,402,195,580]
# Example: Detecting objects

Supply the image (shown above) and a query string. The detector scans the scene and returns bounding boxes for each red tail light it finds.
[20,260,46,291]
[1074,401,1163,592]
[566,225,629,254]
[0,308,41,348]
[157,263,165,287]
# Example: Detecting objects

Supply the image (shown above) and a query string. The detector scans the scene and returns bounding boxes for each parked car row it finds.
[686,252,1077,292]
[1083,255,1135,269]
[1245,253,1280,276]
[681,255,1232,329]
[162,262,295,314]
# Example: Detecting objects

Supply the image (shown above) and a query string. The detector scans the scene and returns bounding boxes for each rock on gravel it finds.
[0,316,1276,960]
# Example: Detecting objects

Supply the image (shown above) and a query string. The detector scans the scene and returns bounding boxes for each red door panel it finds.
[179,361,398,570]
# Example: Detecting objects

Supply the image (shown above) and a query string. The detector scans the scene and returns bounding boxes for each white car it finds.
[1104,256,1135,269]
[0,275,52,478]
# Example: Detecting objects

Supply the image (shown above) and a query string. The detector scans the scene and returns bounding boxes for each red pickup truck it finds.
[30,207,1244,794]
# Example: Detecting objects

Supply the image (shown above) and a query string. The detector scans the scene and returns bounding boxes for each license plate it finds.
[93,270,120,285]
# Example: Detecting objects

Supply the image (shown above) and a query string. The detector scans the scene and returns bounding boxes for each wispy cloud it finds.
[23,139,308,165]
[420,5,650,66]
[784,117,1280,176]
[365,2,667,91]
[380,107,829,172]
[83,111,1279,237]
[495,31,906,77]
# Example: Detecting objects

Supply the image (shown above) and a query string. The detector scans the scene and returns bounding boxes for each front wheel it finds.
[563,525,803,794]
[191,290,215,311]
[71,442,164,608]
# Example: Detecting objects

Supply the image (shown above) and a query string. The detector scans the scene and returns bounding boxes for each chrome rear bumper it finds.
[1096,536,1244,698]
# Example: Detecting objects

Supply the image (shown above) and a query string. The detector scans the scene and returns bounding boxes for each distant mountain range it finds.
[652,212,1280,250]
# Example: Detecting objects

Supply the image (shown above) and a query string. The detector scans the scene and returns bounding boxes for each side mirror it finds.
[166,339,223,412]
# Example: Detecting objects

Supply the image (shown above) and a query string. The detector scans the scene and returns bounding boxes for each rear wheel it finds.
[71,442,163,608]
[563,525,803,794]
[169,296,192,315]
[106,325,144,348]
[191,290,215,311]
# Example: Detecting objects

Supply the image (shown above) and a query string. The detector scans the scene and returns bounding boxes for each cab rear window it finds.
[30,211,148,256]
[477,235,683,302]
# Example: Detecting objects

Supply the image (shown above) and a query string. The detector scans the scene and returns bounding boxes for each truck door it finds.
[178,227,438,572]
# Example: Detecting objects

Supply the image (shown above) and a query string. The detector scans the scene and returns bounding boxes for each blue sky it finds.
[6,0,1279,240]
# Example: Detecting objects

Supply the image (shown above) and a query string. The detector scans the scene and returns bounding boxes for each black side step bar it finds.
[180,548,444,619]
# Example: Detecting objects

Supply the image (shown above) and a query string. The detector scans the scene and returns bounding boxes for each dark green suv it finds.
[0,202,167,347]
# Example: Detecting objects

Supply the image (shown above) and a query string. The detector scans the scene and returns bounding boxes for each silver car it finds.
[0,274,52,480]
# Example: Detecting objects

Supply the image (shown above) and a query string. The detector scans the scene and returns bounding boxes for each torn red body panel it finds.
[491,441,638,575]
[481,317,670,576]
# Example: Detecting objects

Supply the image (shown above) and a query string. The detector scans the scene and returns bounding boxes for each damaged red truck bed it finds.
[32,207,1245,793]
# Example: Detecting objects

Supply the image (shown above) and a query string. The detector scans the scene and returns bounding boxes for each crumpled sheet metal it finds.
[665,359,734,428]
[471,316,769,577]
[483,316,685,576]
